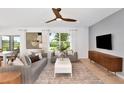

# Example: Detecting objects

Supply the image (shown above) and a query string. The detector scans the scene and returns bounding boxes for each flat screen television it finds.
[96,34,112,50]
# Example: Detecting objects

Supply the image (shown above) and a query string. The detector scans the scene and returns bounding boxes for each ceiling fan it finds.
[45,8,77,23]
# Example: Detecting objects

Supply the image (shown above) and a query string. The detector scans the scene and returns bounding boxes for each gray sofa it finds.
[0,53,48,84]
[51,52,78,63]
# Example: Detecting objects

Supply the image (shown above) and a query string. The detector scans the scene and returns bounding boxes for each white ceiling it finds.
[0,8,121,28]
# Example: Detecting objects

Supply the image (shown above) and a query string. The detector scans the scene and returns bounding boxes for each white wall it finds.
[77,27,89,58]
[89,9,124,77]
[0,27,89,59]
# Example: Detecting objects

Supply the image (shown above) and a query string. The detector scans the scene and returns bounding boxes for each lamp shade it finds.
[56,18,62,21]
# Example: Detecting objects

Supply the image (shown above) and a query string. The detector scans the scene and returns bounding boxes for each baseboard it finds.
[116,73,124,79]
[79,58,90,62]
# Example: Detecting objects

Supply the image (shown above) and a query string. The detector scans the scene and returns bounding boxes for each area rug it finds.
[34,61,104,84]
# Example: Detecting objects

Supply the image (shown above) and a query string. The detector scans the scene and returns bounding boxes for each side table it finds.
[0,72,22,84]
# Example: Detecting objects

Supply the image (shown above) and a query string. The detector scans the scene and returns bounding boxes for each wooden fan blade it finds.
[62,18,77,22]
[45,18,56,23]
[52,8,62,18]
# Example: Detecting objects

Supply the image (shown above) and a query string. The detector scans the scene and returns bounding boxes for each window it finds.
[2,36,10,51]
[49,32,72,51]
[13,36,20,50]
[1,35,20,51]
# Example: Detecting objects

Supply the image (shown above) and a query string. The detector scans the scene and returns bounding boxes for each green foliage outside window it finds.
[49,33,71,51]
[2,40,10,51]
[1,36,20,51]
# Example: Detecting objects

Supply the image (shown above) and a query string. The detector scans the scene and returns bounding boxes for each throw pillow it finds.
[24,55,32,65]
[20,55,28,65]
[12,58,24,66]
[29,55,40,63]
[31,52,36,56]
[35,53,42,59]
[26,51,33,55]
[67,50,73,55]
[55,51,60,56]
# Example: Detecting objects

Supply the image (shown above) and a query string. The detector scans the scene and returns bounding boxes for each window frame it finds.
[1,35,20,51]
[49,32,72,51]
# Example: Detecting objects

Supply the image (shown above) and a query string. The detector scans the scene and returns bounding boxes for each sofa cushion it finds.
[42,53,48,58]
[31,58,47,78]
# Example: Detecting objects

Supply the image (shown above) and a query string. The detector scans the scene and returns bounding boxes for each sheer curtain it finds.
[70,29,78,52]
[41,29,50,53]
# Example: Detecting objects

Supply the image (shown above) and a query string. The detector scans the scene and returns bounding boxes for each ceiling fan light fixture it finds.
[56,18,62,21]
[45,8,77,23]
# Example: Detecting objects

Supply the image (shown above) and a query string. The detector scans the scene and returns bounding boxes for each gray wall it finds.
[89,9,124,57]
[89,9,124,78]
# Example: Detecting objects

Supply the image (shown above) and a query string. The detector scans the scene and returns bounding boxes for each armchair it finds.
[67,52,78,62]
[51,52,57,63]
[51,51,78,63]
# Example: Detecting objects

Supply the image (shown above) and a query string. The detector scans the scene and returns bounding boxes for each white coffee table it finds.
[54,58,72,77]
